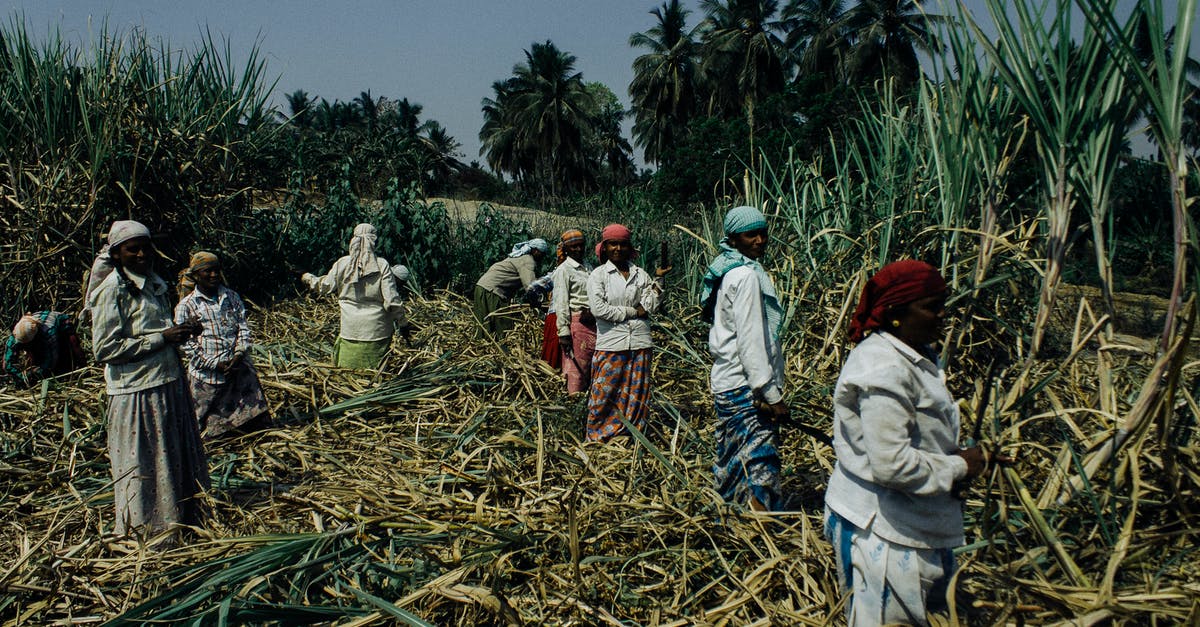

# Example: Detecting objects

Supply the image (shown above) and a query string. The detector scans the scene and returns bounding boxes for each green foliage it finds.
[374,181,454,292]
[0,20,275,321]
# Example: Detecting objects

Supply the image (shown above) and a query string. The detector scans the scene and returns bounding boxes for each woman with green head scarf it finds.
[702,205,787,511]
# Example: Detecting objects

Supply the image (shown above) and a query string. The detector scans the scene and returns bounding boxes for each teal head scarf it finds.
[700,205,784,340]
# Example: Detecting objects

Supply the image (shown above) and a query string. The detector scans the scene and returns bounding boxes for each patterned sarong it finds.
[562,312,597,393]
[189,361,269,440]
[586,348,651,441]
[712,385,782,510]
[825,508,954,626]
[107,379,209,536]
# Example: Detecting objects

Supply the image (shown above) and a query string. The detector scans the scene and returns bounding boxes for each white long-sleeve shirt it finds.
[551,257,593,338]
[303,256,407,342]
[708,265,785,403]
[824,332,969,549]
[587,261,662,352]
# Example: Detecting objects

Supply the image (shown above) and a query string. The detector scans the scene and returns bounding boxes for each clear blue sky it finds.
[3,1,1195,164]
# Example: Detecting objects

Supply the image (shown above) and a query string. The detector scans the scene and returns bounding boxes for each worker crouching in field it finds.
[3,311,87,386]
[701,205,787,511]
[552,229,595,394]
[89,220,209,539]
[301,223,412,369]
[824,260,1009,626]
[175,252,270,441]
[472,238,550,337]
[584,224,671,442]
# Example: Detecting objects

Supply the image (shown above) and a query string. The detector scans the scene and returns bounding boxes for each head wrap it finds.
[597,223,637,262]
[178,251,220,296]
[348,223,379,282]
[723,205,767,237]
[848,260,948,343]
[12,314,39,344]
[84,244,114,309]
[508,238,550,258]
[558,229,584,264]
[701,207,782,339]
[107,220,151,250]
[391,263,411,282]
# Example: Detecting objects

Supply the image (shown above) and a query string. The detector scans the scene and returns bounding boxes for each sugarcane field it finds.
[2,0,1199,625]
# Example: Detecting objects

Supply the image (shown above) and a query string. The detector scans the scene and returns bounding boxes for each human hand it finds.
[635,304,648,318]
[559,335,572,358]
[655,264,673,277]
[162,324,196,343]
[399,324,414,344]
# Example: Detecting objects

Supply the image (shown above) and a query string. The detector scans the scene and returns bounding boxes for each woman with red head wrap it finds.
[584,223,671,441]
[824,260,992,626]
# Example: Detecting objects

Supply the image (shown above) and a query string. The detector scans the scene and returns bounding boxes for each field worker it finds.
[300,223,412,369]
[552,229,595,393]
[701,205,786,511]
[90,220,209,539]
[472,238,550,336]
[3,311,87,386]
[825,260,1008,626]
[585,223,672,441]
[175,252,269,440]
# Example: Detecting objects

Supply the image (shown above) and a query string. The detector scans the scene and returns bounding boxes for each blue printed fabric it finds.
[713,385,782,510]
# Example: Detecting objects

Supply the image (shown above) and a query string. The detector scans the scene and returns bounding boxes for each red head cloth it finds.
[597,223,636,262]
[848,259,947,343]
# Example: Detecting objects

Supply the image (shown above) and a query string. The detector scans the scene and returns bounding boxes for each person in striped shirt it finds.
[175,252,269,440]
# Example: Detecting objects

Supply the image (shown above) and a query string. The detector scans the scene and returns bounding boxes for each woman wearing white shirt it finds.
[824,259,1007,626]
[300,223,410,369]
[701,205,787,511]
[585,223,671,441]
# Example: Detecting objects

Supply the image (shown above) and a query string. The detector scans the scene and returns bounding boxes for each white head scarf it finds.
[12,315,39,344]
[348,223,379,282]
[107,220,151,249]
[508,238,550,258]
[391,263,411,282]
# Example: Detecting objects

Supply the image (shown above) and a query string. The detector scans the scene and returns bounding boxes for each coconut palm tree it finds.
[283,89,315,128]
[697,0,787,153]
[480,41,596,197]
[394,98,425,138]
[840,0,943,90]
[629,0,700,165]
[355,90,379,133]
[779,0,848,89]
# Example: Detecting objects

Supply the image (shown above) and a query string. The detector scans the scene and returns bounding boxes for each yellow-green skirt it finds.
[334,337,391,369]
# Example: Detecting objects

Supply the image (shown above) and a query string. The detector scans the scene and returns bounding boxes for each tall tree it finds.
[283,89,315,128]
[779,0,848,89]
[480,41,597,197]
[697,0,787,154]
[355,90,379,132]
[841,0,942,89]
[629,0,700,165]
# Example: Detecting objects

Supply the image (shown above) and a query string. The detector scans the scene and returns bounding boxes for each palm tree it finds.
[840,0,943,90]
[629,0,700,165]
[283,89,315,128]
[480,79,534,184]
[697,0,787,153]
[355,90,379,132]
[394,98,425,138]
[480,41,596,197]
[420,121,465,185]
[779,0,848,89]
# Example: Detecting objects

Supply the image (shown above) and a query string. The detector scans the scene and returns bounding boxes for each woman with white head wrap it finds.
[300,223,410,369]
[89,219,209,540]
[3,311,87,386]
[472,238,551,336]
